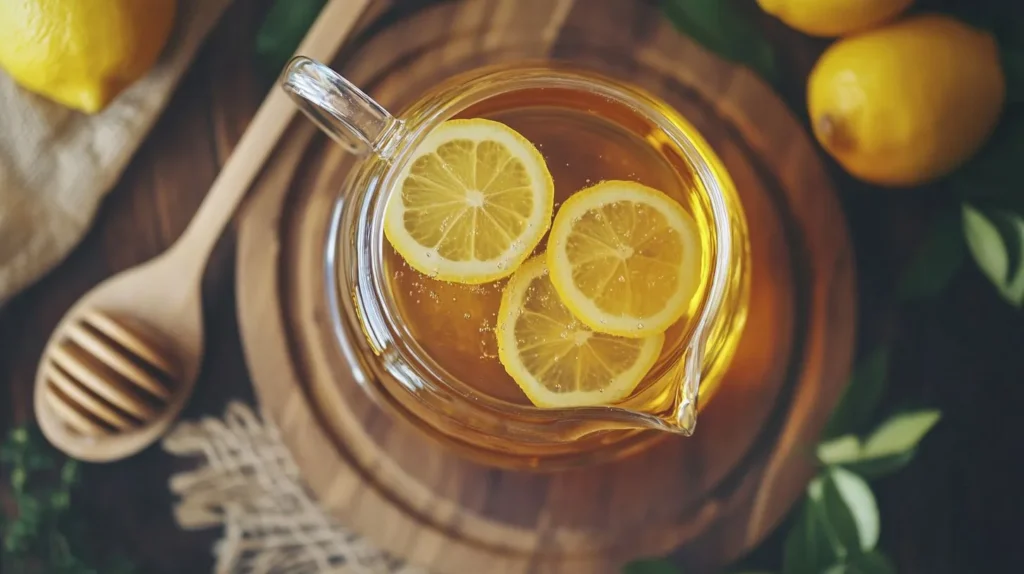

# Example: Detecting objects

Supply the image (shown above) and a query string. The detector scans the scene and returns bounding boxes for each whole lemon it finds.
[0,0,177,114]
[808,14,1005,188]
[757,0,914,37]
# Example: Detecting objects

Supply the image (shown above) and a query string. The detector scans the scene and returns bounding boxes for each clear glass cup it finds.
[281,56,751,470]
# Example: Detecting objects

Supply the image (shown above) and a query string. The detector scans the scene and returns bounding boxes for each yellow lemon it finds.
[496,256,664,408]
[546,180,702,338]
[0,0,177,114]
[384,118,555,284]
[808,14,1005,187]
[757,0,914,37]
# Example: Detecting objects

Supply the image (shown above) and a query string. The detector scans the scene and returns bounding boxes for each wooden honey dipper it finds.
[33,0,371,462]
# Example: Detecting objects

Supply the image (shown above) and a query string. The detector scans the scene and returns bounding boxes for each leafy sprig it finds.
[623,345,942,574]
[254,0,327,83]
[0,426,136,574]
[961,206,1024,307]
[623,224,952,569]
[661,0,779,87]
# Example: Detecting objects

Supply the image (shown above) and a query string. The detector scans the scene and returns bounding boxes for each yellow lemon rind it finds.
[496,256,665,409]
[546,180,700,338]
[0,0,177,114]
[383,118,554,285]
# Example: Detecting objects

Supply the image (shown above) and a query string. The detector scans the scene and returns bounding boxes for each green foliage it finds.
[940,67,1024,306]
[1,425,136,574]
[816,468,879,554]
[823,348,890,439]
[962,205,1024,306]
[817,438,919,481]
[897,207,967,302]
[623,347,942,573]
[661,0,779,86]
[255,0,327,82]
[782,501,839,574]
[860,411,943,460]
[779,363,942,574]
[819,410,942,467]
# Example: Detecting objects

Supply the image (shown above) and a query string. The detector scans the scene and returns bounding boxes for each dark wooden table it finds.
[1,1,1022,572]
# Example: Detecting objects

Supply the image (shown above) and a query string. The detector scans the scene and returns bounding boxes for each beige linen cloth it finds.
[165,402,423,574]
[0,0,231,307]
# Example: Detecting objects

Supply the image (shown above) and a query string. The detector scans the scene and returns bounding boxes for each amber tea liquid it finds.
[383,85,742,409]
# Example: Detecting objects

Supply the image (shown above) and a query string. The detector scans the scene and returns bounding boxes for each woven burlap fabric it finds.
[164,402,425,574]
[0,0,232,307]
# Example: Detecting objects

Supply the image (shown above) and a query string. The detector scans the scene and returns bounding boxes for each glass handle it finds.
[281,56,401,157]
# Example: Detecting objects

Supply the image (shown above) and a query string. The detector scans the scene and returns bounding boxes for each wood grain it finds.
[236,0,855,572]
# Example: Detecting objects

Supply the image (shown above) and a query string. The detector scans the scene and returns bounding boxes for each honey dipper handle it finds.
[168,0,371,269]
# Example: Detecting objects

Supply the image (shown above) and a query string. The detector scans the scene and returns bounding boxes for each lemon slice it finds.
[384,118,555,284]
[547,180,702,338]
[496,256,664,408]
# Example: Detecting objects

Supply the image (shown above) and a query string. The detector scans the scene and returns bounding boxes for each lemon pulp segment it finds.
[496,256,664,408]
[546,180,702,338]
[384,119,555,284]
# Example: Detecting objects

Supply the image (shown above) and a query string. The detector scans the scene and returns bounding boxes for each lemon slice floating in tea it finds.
[547,180,702,338]
[384,118,555,284]
[496,256,664,408]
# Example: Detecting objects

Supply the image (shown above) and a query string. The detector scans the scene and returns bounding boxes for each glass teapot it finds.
[281,56,750,470]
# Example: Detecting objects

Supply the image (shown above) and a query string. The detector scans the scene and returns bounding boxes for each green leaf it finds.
[1003,49,1024,104]
[60,459,80,486]
[841,450,918,480]
[862,410,942,459]
[10,466,27,492]
[897,207,966,301]
[783,499,839,574]
[962,205,1024,307]
[0,424,136,574]
[255,0,327,81]
[623,558,681,573]
[50,490,71,511]
[827,468,880,552]
[818,436,923,479]
[662,0,779,86]
[818,435,862,465]
[10,426,29,445]
[824,349,890,439]
[808,476,856,559]
[807,470,879,561]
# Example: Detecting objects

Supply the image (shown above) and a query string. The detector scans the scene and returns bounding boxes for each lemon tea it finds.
[382,84,745,413]
[286,59,751,468]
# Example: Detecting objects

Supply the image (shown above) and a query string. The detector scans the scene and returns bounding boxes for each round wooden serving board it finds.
[235,0,857,572]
